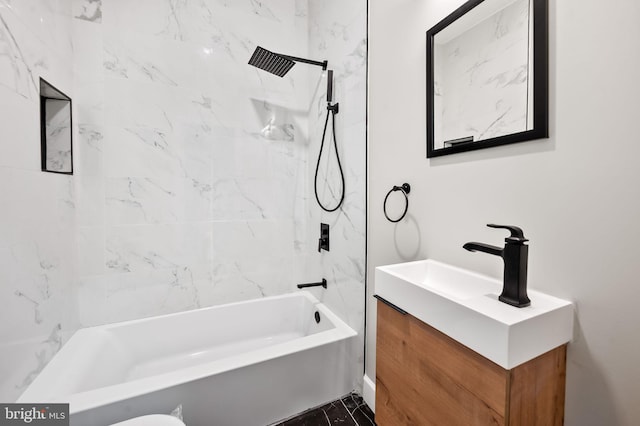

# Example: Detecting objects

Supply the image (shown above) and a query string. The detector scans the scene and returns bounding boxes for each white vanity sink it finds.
[375,259,573,369]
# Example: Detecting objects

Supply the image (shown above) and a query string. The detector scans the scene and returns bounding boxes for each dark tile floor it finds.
[275,392,376,426]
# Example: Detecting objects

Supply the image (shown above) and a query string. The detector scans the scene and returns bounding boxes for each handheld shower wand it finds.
[248,46,345,212]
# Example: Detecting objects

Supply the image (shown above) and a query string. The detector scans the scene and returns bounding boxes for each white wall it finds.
[367,0,640,424]
[0,0,78,402]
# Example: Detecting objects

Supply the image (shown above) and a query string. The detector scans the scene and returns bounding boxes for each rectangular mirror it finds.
[426,0,548,158]
[40,78,73,174]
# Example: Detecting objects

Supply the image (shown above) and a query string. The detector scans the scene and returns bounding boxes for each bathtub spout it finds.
[297,279,327,289]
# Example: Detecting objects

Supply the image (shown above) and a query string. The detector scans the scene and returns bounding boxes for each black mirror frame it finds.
[40,77,73,175]
[426,0,548,158]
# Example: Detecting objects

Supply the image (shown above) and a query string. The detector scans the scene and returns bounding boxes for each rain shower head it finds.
[248,46,295,77]
[248,46,328,78]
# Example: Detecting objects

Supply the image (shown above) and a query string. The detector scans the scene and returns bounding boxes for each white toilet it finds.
[110,414,186,426]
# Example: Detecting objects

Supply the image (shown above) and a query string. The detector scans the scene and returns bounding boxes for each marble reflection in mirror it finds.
[427,0,548,158]
[434,0,532,149]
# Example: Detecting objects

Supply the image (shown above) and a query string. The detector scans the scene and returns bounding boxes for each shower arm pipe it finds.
[278,54,328,70]
[280,53,333,102]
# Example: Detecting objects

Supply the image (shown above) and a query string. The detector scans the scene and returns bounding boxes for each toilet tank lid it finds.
[110,414,186,426]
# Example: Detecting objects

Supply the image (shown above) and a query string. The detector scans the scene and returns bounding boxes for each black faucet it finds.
[463,224,531,308]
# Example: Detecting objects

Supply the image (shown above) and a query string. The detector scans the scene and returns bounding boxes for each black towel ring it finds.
[383,183,411,223]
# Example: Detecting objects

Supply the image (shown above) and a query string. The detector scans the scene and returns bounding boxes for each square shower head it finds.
[248,46,296,78]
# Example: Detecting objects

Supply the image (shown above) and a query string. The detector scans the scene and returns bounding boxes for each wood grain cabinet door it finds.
[375,300,566,426]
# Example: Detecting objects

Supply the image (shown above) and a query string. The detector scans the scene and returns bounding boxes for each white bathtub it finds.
[18,292,358,426]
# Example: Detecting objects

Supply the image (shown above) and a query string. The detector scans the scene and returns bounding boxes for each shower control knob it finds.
[318,223,330,252]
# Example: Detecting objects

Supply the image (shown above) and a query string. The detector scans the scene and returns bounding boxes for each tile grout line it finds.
[322,408,332,426]
[347,394,375,425]
[356,406,375,425]
[340,398,360,425]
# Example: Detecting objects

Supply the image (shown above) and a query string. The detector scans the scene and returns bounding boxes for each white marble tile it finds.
[102,125,182,179]
[109,0,299,52]
[208,265,293,306]
[210,126,240,179]
[337,69,367,128]
[0,12,37,100]
[0,223,76,399]
[73,0,101,23]
[105,176,211,225]
[105,266,209,321]
[73,80,104,124]
[74,123,104,175]
[207,217,299,319]
[0,0,77,402]
[233,133,271,177]
[103,122,214,184]
[100,0,179,39]
[0,85,40,170]
[103,78,181,130]
[75,173,104,226]
[76,275,108,326]
[211,220,293,274]
[0,326,65,402]
[103,29,197,89]
[77,226,105,277]
[104,223,212,274]
[211,176,297,221]
[72,18,104,80]
[2,0,73,45]
[0,169,74,234]
[72,18,105,127]
[308,0,366,61]
[176,121,215,172]
[0,4,73,98]
[78,264,212,326]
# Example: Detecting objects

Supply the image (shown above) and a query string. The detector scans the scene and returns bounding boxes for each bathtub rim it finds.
[18,291,357,415]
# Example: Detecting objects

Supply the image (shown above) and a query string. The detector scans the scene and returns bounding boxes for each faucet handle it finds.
[487,224,529,243]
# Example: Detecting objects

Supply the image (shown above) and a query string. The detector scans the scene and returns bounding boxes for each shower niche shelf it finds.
[40,78,73,174]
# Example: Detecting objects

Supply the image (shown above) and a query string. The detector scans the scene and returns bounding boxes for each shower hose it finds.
[314,103,345,212]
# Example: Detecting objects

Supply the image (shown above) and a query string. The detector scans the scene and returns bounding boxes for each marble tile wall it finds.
[305,0,367,391]
[73,0,312,326]
[0,0,78,402]
[1,0,366,401]
[73,0,366,363]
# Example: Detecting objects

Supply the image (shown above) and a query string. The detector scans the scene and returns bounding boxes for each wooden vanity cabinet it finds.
[375,300,567,426]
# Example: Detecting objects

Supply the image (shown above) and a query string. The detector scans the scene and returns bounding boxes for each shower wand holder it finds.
[327,102,339,114]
